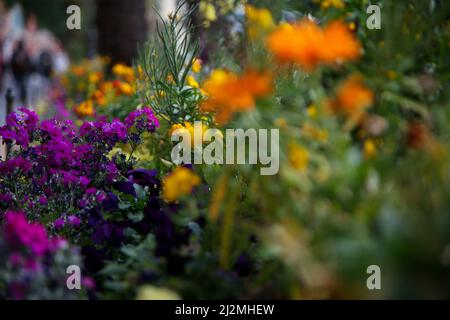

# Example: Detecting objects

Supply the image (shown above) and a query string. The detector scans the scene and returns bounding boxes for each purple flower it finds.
[79,121,95,136]
[79,176,90,187]
[86,187,97,196]
[105,162,119,182]
[103,119,127,141]
[38,196,48,205]
[78,199,88,208]
[4,211,51,256]
[0,108,38,147]
[124,107,159,132]
[96,192,107,202]
[68,215,81,227]
[9,253,22,267]
[81,276,96,290]
[54,218,65,229]
[40,119,63,138]
[0,193,14,203]
[0,157,32,174]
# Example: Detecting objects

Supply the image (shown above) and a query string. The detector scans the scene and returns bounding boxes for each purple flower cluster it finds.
[0,211,84,300]
[0,107,160,217]
[124,107,159,133]
[3,211,66,257]
[0,107,200,298]
[0,108,38,147]
[0,108,168,279]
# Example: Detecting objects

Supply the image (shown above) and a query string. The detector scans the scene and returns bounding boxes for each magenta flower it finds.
[4,211,51,256]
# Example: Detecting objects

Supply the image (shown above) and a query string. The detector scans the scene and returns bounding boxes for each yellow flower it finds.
[112,63,135,82]
[318,0,345,9]
[192,58,202,73]
[75,100,94,117]
[245,5,275,40]
[88,72,102,84]
[200,2,217,23]
[115,82,135,96]
[186,75,200,88]
[100,81,114,92]
[289,143,309,171]
[169,122,209,146]
[364,139,377,159]
[348,22,356,31]
[163,167,201,202]
[307,104,318,118]
[301,124,329,143]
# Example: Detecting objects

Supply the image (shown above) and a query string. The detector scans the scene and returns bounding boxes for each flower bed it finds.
[1,0,450,299]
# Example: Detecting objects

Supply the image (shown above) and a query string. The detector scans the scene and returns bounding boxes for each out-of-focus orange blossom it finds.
[201,69,272,125]
[267,19,361,70]
[332,75,374,121]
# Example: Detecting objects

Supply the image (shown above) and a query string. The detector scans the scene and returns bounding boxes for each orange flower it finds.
[322,21,361,64]
[75,100,94,117]
[240,69,273,97]
[113,80,135,96]
[333,75,374,119]
[267,19,361,70]
[201,69,272,124]
[88,72,103,84]
[112,63,135,82]
[71,66,86,77]
[91,90,106,106]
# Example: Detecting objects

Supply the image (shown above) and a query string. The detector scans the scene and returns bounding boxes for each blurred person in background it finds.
[1,4,69,110]
[10,39,30,105]
[24,14,69,107]
[52,40,69,74]
[0,0,8,92]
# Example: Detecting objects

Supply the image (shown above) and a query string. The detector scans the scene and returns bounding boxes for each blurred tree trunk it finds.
[95,0,147,65]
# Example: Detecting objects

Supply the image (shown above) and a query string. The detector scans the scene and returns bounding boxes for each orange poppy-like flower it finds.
[333,75,374,119]
[267,19,361,70]
[201,69,272,124]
